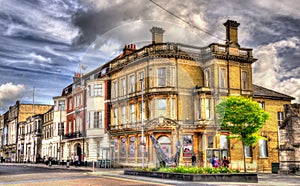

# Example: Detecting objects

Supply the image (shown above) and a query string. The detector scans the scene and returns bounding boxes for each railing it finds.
[62,131,85,140]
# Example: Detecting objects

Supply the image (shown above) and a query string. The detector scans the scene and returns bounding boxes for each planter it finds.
[124,170,258,183]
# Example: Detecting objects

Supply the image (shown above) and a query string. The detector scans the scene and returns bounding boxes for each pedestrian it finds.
[75,155,79,166]
[222,156,230,168]
[191,154,196,166]
[212,155,218,168]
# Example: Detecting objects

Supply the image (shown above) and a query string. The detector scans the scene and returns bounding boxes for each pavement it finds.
[1,162,300,186]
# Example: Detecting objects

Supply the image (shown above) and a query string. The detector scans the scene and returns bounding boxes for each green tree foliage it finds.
[216,96,269,172]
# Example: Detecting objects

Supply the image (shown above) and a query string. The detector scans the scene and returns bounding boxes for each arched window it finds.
[158,136,171,158]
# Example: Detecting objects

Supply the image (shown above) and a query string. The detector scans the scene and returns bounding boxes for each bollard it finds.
[49,160,52,167]
[66,160,69,168]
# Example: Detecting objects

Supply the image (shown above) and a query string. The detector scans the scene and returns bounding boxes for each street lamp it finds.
[140,78,145,169]
[58,103,62,165]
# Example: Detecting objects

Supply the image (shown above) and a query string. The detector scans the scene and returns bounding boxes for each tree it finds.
[216,96,269,172]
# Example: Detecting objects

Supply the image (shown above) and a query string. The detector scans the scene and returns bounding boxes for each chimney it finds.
[123,44,136,55]
[150,27,165,44]
[224,20,240,48]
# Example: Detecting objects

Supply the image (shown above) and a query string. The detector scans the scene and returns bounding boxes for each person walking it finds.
[75,155,79,167]
[212,155,217,168]
[191,154,196,166]
[222,156,230,168]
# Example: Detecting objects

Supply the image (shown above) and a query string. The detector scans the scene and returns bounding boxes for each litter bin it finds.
[271,163,280,173]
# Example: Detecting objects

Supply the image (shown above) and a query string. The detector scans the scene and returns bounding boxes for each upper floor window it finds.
[129,75,135,93]
[259,139,268,158]
[205,98,211,119]
[138,71,144,91]
[278,111,284,126]
[219,68,226,88]
[87,85,91,97]
[156,99,166,117]
[94,84,103,96]
[170,67,175,86]
[58,100,65,110]
[113,108,118,125]
[258,101,265,110]
[170,98,175,119]
[130,104,135,122]
[196,98,201,120]
[241,71,249,90]
[157,67,167,86]
[94,111,103,128]
[204,69,211,87]
[121,106,126,124]
[113,81,118,98]
[220,135,228,149]
[245,146,253,157]
[121,78,126,96]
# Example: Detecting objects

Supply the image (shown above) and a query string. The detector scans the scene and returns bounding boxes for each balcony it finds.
[62,131,85,140]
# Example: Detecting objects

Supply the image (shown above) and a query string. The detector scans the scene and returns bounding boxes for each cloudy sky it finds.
[0,0,299,113]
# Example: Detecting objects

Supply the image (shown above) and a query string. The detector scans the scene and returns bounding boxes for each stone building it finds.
[102,20,294,170]
[279,104,300,174]
[0,101,52,162]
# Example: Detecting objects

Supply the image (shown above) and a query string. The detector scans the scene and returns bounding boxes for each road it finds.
[0,165,168,186]
[1,164,300,186]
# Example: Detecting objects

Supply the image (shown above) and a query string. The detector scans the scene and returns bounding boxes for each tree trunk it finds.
[242,142,247,173]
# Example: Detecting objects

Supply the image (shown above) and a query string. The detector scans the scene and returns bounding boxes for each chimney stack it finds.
[224,20,240,48]
[150,27,165,44]
[123,44,136,55]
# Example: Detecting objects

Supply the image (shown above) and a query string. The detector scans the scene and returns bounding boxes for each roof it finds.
[252,84,295,101]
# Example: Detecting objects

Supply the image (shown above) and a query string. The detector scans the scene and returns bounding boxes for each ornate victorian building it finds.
[103,20,294,170]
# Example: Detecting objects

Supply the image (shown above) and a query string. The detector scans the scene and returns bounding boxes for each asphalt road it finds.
[0,165,167,186]
[1,164,300,186]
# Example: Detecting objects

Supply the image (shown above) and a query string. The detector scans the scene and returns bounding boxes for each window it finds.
[69,99,72,110]
[113,81,118,97]
[171,98,175,119]
[129,136,136,157]
[278,111,284,126]
[157,67,167,86]
[121,106,126,124]
[121,137,126,157]
[170,67,175,86]
[87,85,91,96]
[245,146,252,157]
[121,78,126,96]
[156,99,166,117]
[129,75,135,93]
[88,112,91,129]
[58,100,65,110]
[183,135,193,157]
[219,68,226,88]
[205,98,211,119]
[204,69,211,87]
[158,136,171,158]
[94,84,103,96]
[113,108,118,125]
[138,71,144,91]
[241,71,249,90]
[94,111,102,128]
[207,136,213,148]
[130,104,135,122]
[258,101,265,110]
[139,102,143,121]
[220,135,228,149]
[196,98,201,119]
[259,139,268,158]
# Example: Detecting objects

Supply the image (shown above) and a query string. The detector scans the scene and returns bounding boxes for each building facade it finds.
[103,20,294,170]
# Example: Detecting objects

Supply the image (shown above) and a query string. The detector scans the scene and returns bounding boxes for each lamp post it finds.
[140,78,144,169]
[58,103,62,165]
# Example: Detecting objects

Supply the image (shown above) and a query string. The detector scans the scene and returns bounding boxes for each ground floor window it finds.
[183,135,193,157]
[129,136,136,157]
[120,137,126,157]
[158,136,171,158]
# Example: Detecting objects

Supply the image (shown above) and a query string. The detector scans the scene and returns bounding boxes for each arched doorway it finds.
[75,143,82,164]
[157,136,171,158]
